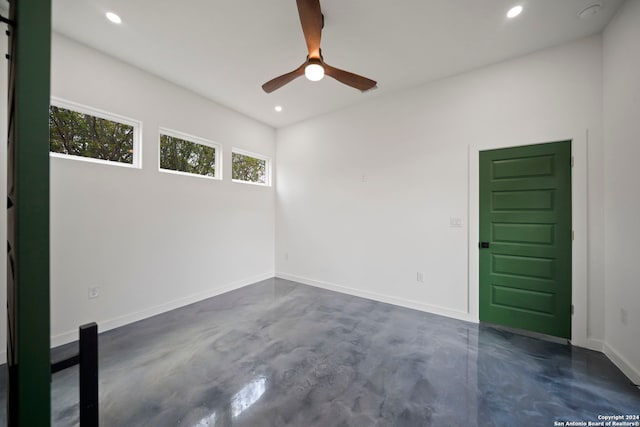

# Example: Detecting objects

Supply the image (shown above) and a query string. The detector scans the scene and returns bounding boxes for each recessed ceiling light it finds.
[274,106,283,112]
[507,5,523,18]
[105,12,122,24]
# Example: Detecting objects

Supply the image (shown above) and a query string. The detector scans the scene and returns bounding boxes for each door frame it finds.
[468,133,592,349]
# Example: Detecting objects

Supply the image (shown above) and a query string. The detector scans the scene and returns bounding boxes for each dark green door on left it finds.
[6,0,52,425]
[479,141,572,339]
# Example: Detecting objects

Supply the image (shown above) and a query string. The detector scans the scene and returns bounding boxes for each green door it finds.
[6,0,52,425]
[479,141,572,339]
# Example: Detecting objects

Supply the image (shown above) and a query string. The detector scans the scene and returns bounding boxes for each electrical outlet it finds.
[284,252,289,261]
[620,308,628,325]
[417,272,424,283]
[88,286,100,299]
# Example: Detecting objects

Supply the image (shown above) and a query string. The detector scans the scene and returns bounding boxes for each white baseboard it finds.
[276,272,476,323]
[603,342,640,385]
[49,271,274,349]
[573,337,604,352]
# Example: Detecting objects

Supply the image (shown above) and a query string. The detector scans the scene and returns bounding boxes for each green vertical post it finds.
[6,0,52,425]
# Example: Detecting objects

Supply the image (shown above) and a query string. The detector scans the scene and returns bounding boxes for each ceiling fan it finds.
[261,0,377,93]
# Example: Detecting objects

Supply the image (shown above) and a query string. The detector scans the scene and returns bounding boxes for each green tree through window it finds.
[49,105,134,164]
[160,134,217,177]
[232,152,267,184]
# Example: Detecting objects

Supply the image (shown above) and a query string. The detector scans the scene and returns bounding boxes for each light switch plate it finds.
[450,217,463,227]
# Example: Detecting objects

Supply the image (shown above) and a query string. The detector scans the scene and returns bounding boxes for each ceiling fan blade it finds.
[262,63,307,93]
[323,63,377,92]
[296,0,322,58]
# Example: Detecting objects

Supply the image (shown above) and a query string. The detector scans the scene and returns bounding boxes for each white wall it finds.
[603,0,640,384]
[44,34,276,349]
[276,36,605,350]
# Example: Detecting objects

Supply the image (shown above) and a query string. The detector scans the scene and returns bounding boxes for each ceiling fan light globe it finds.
[305,63,325,81]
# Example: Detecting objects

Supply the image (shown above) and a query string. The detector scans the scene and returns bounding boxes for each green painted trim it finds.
[7,0,52,425]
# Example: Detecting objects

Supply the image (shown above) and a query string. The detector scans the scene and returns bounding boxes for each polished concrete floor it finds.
[1,278,639,426]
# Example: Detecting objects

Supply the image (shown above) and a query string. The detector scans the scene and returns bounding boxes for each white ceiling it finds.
[45,0,623,128]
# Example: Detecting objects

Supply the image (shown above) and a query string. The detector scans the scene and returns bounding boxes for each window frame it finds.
[231,148,272,187]
[49,97,142,168]
[158,127,222,181]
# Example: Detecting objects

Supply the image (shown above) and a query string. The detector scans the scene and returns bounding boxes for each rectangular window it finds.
[159,128,221,179]
[232,149,271,186]
[49,98,141,167]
